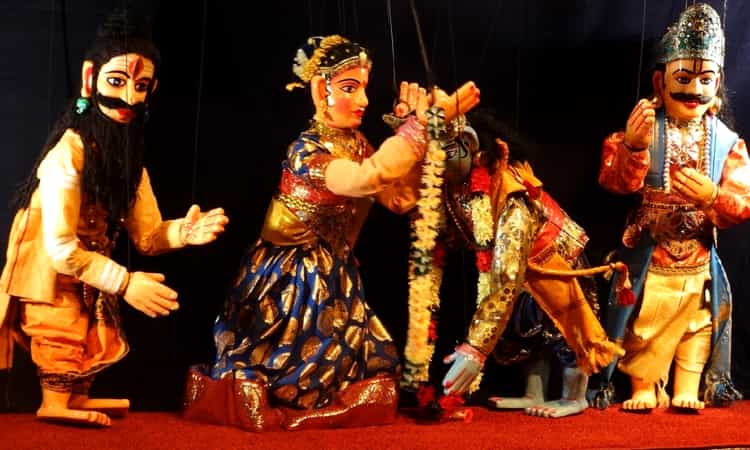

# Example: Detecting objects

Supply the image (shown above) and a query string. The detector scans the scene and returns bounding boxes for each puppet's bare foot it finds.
[37,406,112,426]
[36,388,112,426]
[69,395,130,417]
[671,394,704,410]
[672,365,705,410]
[488,394,543,410]
[622,390,656,410]
[622,378,656,411]
[490,355,549,410]
[525,399,587,418]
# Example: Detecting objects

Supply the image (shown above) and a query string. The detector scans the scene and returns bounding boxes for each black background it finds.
[1,0,749,411]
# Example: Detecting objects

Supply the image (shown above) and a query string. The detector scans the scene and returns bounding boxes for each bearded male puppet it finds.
[0,10,228,426]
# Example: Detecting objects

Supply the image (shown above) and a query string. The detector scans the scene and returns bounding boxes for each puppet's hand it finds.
[442,343,486,395]
[624,98,656,151]
[180,205,229,246]
[431,82,481,123]
[393,81,429,122]
[122,271,179,318]
[671,167,719,207]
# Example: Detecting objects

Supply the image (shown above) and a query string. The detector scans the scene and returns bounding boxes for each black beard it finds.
[78,95,147,225]
[670,92,713,104]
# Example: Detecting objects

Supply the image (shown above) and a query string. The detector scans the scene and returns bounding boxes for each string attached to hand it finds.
[386,0,398,94]
[635,0,647,102]
[191,0,208,204]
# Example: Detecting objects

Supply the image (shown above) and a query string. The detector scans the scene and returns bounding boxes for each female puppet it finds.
[182,35,479,432]
[596,3,748,411]
[0,10,228,427]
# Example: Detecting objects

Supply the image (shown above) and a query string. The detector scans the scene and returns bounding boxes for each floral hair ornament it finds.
[285,35,373,92]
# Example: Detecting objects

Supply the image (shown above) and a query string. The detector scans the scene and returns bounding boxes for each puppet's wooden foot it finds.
[69,394,130,417]
[622,378,656,411]
[36,389,112,427]
[672,367,704,410]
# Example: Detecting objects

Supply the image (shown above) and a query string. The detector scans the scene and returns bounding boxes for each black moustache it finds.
[669,92,712,104]
[95,94,147,115]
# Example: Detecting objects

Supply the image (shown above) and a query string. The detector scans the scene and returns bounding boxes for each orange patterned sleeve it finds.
[598,131,650,194]
[704,139,750,228]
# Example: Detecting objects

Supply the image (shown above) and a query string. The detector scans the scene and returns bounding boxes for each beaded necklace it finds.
[663,115,711,193]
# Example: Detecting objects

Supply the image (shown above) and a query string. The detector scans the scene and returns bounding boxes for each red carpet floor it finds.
[1,401,749,450]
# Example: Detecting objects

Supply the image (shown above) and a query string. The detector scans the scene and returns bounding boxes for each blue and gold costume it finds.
[207,124,400,409]
[183,106,425,431]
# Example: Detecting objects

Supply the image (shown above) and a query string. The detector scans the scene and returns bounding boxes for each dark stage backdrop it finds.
[1,0,749,411]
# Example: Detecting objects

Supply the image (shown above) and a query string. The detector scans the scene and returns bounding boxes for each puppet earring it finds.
[75,97,91,114]
[650,95,663,109]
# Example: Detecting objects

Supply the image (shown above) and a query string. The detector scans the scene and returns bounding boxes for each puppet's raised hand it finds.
[671,167,719,207]
[442,343,487,395]
[394,81,429,121]
[122,271,179,318]
[389,81,479,127]
[624,98,657,151]
[180,205,229,246]
[431,81,481,123]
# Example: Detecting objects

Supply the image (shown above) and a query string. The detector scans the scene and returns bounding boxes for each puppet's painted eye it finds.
[107,77,126,87]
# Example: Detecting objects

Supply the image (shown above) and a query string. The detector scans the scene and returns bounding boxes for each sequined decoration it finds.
[277,125,371,257]
[657,3,725,66]
[467,197,535,355]
[183,369,207,408]
[208,236,399,409]
[663,116,710,194]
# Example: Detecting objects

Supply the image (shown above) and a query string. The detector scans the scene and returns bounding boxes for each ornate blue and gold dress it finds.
[200,122,401,411]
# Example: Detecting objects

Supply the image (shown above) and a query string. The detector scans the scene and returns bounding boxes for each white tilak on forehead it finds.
[101,54,155,79]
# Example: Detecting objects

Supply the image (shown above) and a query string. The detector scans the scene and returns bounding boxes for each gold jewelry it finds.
[702,183,720,209]
[117,272,131,296]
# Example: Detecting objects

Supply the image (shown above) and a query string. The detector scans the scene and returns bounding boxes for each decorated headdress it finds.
[286,35,372,91]
[657,3,725,67]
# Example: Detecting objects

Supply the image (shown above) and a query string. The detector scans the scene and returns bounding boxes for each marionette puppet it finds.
[0,10,228,427]
[464,115,608,419]
[181,34,479,432]
[400,109,626,419]
[595,3,747,411]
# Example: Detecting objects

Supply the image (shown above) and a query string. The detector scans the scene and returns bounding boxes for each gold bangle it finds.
[704,184,720,208]
[623,140,647,152]
[117,271,131,296]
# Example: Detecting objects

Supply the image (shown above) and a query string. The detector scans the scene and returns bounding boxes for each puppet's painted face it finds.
[444,127,478,185]
[96,53,156,123]
[660,58,720,121]
[323,65,370,129]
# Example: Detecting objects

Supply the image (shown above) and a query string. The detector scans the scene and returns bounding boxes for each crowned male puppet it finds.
[597,3,748,411]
